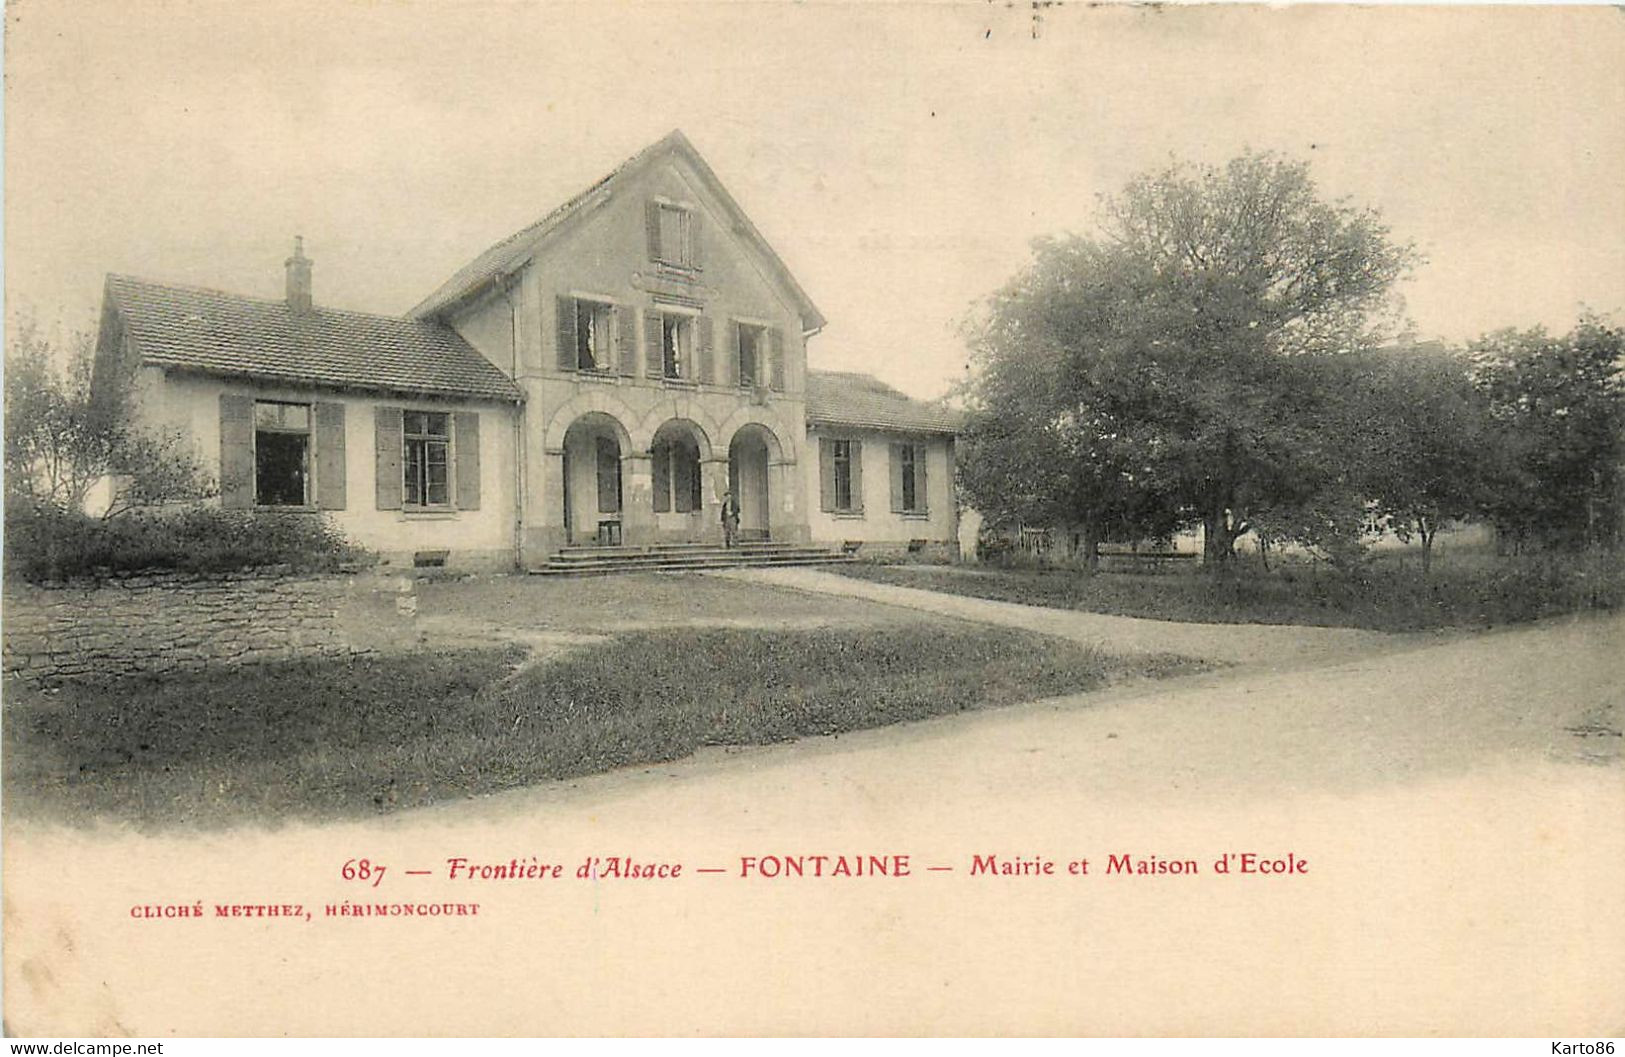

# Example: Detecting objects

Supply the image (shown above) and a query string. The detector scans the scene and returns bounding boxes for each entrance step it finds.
[529,542,855,576]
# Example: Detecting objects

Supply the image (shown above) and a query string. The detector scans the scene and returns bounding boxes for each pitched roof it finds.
[806,371,964,436]
[104,275,523,402]
[408,129,826,331]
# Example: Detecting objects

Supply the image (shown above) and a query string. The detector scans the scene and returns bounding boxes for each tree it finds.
[4,313,214,518]
[1471,315,1624,552]
[1342,344,1497,575]
[961,152,1417,565]
[957,282,1180,566]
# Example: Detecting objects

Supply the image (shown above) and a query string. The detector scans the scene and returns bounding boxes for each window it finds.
[254,401,310,506]
[573,299,615,371]
[832,439,853,512]
[656,203,693,268]
[662,314,692,380]
[403,410,451,508]
[819,437,863,515]
[737,323,764,388]
[890,442,928,515]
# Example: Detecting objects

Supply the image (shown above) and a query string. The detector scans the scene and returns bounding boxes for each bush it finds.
[3,503,368,582]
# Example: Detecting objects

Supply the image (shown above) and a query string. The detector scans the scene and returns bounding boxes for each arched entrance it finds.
[562,413,627,546]
[728,424,777,541]
[649,419,711,541]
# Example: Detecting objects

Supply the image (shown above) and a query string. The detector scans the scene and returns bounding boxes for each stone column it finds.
[702,456,730,544]
[770,458,808,542]
[621,452,655,546]
[526,449,568,560]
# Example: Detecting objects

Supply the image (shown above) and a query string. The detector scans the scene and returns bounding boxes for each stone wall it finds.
[2,567,381,683]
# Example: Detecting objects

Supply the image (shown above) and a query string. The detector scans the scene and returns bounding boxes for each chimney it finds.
[285,236,313,314]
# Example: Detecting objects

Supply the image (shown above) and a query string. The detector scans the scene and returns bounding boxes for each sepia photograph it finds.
[3,0,1622,1041]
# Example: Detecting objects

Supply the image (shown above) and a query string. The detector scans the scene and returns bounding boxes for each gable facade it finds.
[98,131,961,570]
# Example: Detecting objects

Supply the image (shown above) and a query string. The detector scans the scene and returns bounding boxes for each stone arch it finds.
[543,391,638,452]
[717,406,794,464]
[631,400,720,455]
[644,416,715,460]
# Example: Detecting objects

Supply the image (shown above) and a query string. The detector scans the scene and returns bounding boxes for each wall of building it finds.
[447,151,814,561]
[140,371,520,570]
[2,569,380,683]
[804,426,959,555]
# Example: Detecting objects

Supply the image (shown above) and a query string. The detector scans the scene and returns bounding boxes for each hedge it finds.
[3,503,368,582]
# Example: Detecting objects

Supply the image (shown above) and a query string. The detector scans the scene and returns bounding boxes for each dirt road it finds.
[4,611,1621,1035]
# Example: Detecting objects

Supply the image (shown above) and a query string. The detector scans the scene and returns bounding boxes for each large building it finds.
[93,131,963,570]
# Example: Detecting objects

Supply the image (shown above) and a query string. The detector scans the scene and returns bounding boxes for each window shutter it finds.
[454,411,481,511]
[697,316,714,384]
[890,443,905,514]
[314,402,347,510]
[645,201,663,261]
[726,320,741,388]
[644,309,664,379]
[768,327,785,391]
[849,439,864,513]
[219,394,255,509]
[555,296,576,372]
[818,437,836,513]
[616,304,637,377]
[917,444,929,514]
[375,406,403,510]
[687,211,702,270]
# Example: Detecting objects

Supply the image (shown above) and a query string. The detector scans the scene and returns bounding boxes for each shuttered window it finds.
[737,323,763,388]
[648,202,697,269]
[557,296,620,372]
[403,411,450,508]
[375,406,482,512]
[819,437,863,515]
[890,442,928,515]
[660,314,694,380]
[222,395,347,511]
[254,401,311,507]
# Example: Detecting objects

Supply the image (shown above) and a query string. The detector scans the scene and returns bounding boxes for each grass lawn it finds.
[413,570,933,631]
[3,624,1200,829]
[834,551,1623,631]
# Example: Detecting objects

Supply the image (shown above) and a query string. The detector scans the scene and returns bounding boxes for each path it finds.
[713,565,1413,669]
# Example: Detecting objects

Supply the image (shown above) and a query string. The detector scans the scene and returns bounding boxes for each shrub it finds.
[3,502,368,582]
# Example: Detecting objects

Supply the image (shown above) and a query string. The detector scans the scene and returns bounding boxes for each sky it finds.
[5,1,1623,400]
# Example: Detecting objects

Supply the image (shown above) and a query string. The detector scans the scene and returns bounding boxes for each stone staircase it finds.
[530,540,856,576]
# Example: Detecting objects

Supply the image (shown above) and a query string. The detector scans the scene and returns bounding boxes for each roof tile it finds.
[107,275,522,402]
[806,371,964,435]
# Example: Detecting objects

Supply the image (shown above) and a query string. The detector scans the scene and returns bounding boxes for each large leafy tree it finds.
[962,152,1417,563]
[1471,315,1624,551]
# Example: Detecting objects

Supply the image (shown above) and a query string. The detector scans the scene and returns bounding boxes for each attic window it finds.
[655,203,694,268]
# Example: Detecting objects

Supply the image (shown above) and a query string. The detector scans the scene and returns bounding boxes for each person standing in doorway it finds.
[721,490,740,548]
